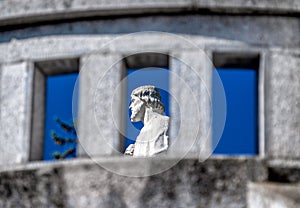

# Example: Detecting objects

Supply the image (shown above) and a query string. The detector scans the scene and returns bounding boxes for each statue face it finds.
[129,95,145,122]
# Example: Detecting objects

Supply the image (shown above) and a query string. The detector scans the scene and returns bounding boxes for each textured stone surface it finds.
[2,14,298,65]
[265,52,300,159]
[78,52,124,157]
[0,167,67,208]
[169,50,212,159]
[0,157,266,208]
[0,62,34,165]
[0,33,249,65]
[248,182,300,208]
[0,0,193,26]
[268,159,300,183]
[1,0,300,27]
[0,15,299,48]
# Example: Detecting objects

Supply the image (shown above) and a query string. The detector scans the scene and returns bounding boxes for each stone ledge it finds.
[0,0,300,27]
[0,157,267,208]
[0,156,263,173]
[248,182,300,208]
[1,34,300,65]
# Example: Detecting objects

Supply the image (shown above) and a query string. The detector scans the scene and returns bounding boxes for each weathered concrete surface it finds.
[169,50,212,159]
[0,62,34,165]
[0,34,249,65]
[78,53,125,157]
[1,0,300,27]
[0,167,66,208]
[265,52,300,159]
[248,182,300,208]
[0,15,299,48]
[0,157,267,208]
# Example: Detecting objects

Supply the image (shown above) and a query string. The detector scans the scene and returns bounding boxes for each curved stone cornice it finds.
[0,0,299,27]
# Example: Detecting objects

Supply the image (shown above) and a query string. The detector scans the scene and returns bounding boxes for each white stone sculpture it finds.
[124,85,169,157]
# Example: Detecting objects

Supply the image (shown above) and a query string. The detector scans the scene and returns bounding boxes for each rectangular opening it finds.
[43,73,78,160]
[31,58,79,161]
[212,52,260,155]
[122,53,169,153]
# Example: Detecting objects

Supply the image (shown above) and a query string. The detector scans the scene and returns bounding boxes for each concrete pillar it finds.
[0,61,34,165]
[78,52,125,157]
[265,52,300,159]
[169,50,212,159]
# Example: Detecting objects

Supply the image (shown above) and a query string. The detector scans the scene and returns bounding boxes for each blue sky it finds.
[44,73,78,160]
[213,68,258,155]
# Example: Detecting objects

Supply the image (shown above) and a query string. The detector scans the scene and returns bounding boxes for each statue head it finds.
[129,85,165,122]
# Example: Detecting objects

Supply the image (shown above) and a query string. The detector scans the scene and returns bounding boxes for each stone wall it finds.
[0,0,300,207]
[0,157,266,208]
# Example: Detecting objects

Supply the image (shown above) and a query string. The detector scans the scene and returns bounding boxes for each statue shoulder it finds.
[162,115,169,122]
[161,115,169,128]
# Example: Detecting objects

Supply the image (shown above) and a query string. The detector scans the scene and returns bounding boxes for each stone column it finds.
[0,61,34,165]
[265,52,300,159]
[169,50,212,159]
[78,52,125,157]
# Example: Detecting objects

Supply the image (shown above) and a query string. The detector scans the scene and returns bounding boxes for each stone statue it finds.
[124,85,169,157]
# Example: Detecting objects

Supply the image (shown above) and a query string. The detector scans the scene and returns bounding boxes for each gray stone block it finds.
[248,182,300,208]
[0,157,266,208]
[0,34,240,64]
[78,52,125,157]
[265,52,300,159]
[169,50,212,159]
[0,62,34,165]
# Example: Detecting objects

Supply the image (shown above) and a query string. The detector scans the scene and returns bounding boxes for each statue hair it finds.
[131,85,165,114]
